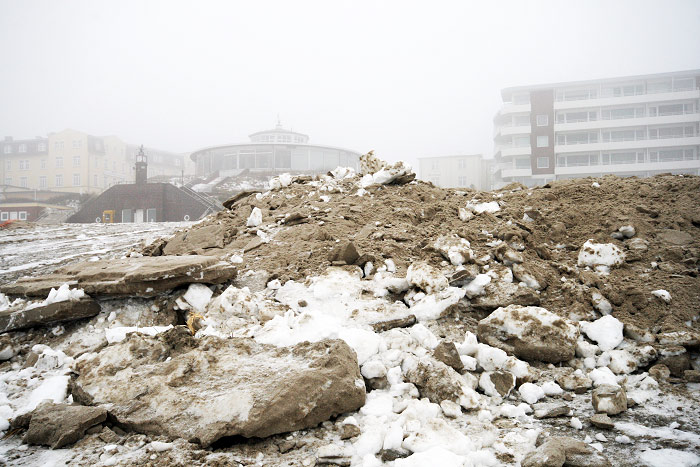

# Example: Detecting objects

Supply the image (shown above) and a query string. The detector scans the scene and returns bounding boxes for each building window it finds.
[18,144,26,153]
[457,176,468,186]
[458,159,466,169]
[55,157,63,168]
[5,160,10,170]
[536,136,549,147]
[72,140,82,149]
[431,160,439,170]
[20,160,29,170]
[19,211,27,220]
[93,174,98,187]
[73,156,81,167]
[0,212,7,221]
[4,177,11,185]
[54,141,64,150]
[73,174,81,186]
[536,115,548,126]
[55,174,63,187]
[537,157,550,169]
[20,177,27,188]
[515,157,530,169]
[3,145,11,154]
[38,142,46,152]
[39,176,47,188]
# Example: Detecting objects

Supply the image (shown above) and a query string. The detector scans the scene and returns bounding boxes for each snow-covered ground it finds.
[0,222,190,284]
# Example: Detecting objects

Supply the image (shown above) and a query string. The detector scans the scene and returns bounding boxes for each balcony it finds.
[496,103,531,116]
[554,89,700,110]
[495,145,531,157]
[555,111,700,131]
[555,135,700,154]
[555,158,700,176]
[493,125,531,138]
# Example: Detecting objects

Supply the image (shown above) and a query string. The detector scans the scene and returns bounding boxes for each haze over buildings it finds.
[1,0,699,174]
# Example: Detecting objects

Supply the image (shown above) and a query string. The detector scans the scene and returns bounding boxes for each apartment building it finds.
[418,154,491,190]
[493,70,700,187]
[1,129,186,194]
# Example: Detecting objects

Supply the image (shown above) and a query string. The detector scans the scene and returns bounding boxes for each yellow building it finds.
[1,129,187,195]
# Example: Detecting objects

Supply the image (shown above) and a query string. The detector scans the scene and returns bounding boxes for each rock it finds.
[162,224,226,255]
[590,290,612,315]
[592,384,627,415]
[522,436,611,467]
[339,423,361,440]
[470,281,540,311]
[494,244,523,264]
[73,328,365,446]
[222,190,262,210]
[2,256,237,298]
[556,370,592,394]
[0,298,101,334]
[512,263,547,290]
[684,370,700,383]
[328,241,360,265]
[405,262,448,294]
[626,237,648,251]
[478,371,515,398]
[648,364,671,382]
[477,305,578,363]
[618,225,636,238]
[590,413,615,430]
[24,402,108,449]
[657,346,691,377]
[433,235,473,266]
[371,315,416,333]
[658,229,694,246]
[316,444,350,466]
[533,402,571,419]
[433,341,463,371]
[448,265,480,287]
[404,357,480,409]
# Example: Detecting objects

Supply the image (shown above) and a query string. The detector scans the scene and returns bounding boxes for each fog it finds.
[1,0,699,167]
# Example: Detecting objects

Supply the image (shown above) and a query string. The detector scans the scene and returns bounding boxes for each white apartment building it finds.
[493,70,700,187]
[418,154,491,190]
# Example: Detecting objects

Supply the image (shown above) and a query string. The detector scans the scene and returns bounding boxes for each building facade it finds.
[493,70,700,187]
[1,129,186,194]
[418,154,491,190]
[190,122,361,177]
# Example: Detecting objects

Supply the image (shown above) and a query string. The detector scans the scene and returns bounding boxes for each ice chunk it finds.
[183,283,213,313]
[464,274,491,298]
[581,315,624,351]
[466,200,500,214]
[406,263,448,294]
[651,289,671,303]
[577,240,625,273]
[518,382,545,404]
[246,207,263,227]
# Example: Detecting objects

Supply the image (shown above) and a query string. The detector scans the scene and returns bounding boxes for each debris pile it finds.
[0,155,699,466]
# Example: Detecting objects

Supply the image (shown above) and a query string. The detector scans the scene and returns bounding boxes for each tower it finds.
[134,145,148,184]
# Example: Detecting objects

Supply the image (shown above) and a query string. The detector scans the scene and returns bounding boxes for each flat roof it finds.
[189,142,362,161]
[501,69,700,99]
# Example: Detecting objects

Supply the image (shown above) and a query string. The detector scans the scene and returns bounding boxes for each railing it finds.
[555,86,699,103]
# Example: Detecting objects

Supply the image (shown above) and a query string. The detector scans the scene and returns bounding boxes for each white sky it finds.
[1,0,699,168]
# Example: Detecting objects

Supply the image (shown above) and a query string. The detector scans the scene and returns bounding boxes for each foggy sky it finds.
[1,0,699,168]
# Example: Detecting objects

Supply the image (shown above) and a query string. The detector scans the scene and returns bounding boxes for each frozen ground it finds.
[0,222,190,284]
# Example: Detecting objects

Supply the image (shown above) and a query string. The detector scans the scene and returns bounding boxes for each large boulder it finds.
[0,298,100,333]
[1,256,237,298]
[72,327,365,446]
[404,357,480,409]
[162,224,226,255]
[522,436,611,467]
[24,402,108,449]
[477,305,578,363]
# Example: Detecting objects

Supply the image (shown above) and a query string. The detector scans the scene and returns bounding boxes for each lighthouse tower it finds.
[134,145,148,185]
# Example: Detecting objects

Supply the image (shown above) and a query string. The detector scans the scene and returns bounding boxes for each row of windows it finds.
[556,102,696,124]
[4,156,132,172]
[3,143,48,154]
[3,173,125,189]
[0,211,28,221]
[554,77,696,102]
[556,125,697,145]
[509,147,698,170]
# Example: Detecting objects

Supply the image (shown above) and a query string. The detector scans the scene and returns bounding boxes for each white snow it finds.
[518,383,545,404]
[581,315,624,351]
[246,207,263,227]
[651,289,671,303]
[405,263,448,294]
[466,200,500,214]
[638,449,700,467]
[182,283,213,313]
[577,240,625,273]
[464,274,491,298]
